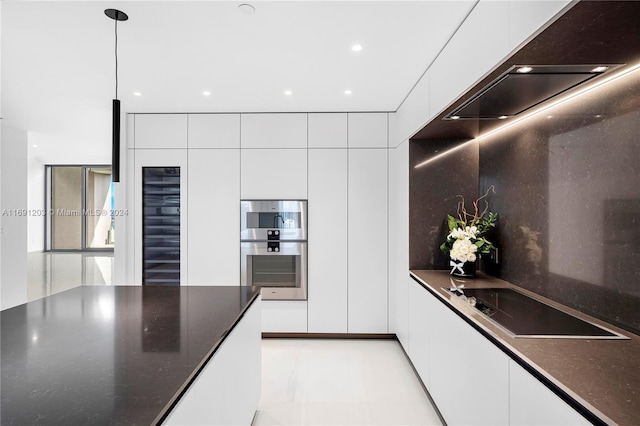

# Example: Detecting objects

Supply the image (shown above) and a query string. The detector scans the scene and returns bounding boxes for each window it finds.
[45,166,114,251]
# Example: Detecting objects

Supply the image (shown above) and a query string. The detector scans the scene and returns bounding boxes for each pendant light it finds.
[105,8,128,183]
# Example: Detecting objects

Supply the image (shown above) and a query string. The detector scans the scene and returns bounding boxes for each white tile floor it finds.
[254,338,443,426]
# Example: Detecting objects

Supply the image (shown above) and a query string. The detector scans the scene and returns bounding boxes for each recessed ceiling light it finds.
[516,66,533,73]
[498,115,508,120]
[32,144,39,148]
[284,90,293,96]
[450,115,460,120]
[202,91,211,96]
[133,91,142,96]
[547,115,553,119]
[591,66,608,73]
[352,44,362,52]
[238,4,255,16]
[344,90,352,95]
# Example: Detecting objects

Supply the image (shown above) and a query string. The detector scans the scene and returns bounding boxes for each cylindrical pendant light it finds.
[105,9,128,183]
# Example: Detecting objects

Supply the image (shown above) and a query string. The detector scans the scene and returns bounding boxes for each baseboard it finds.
[262,332,397,339]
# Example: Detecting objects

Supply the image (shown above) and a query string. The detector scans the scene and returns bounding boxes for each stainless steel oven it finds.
[240,200,307,300]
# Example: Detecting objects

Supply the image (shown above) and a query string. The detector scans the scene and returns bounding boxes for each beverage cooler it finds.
[142,167,180,286]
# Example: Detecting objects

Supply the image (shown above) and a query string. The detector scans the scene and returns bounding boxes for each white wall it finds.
[1,126,28,309]
[27,148,45,252]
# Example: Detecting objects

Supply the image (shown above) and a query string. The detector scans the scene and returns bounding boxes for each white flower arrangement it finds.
[440,186,498,274]
[449,234,479,263]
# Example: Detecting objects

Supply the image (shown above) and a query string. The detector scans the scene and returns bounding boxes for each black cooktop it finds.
[448,287,624,338]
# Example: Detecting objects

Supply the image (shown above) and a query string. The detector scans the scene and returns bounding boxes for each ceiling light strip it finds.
[414,62,640,169]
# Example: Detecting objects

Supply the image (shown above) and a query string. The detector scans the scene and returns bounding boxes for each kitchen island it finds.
[1,285,261,425]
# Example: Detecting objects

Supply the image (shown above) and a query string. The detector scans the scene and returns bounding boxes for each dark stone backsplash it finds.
[410,68,640,335]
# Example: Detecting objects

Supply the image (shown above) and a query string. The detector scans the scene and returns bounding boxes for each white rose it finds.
[468,253,477,262]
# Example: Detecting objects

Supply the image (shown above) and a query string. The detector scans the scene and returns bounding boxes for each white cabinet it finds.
[308,113,347,148]
[133,149,188,285]
[407,279,433,388]
[409,278,510,425]
[188,114,240,148]
[508,1,572,51]
[348,149,388,333]
[241,113,307,148]
[187,149,240,285]
[348,113,388,148]
[429,1,509,119]
[240,149,307,199]
[165,298,261,425]
[428,290,510,425]
[509,360,590,426]
[262,300,308,333]
[307,149,348,333]
[134,114,187,149]
[389,141,409,347]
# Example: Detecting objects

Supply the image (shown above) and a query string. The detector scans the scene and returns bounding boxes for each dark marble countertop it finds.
[1,285,260,426]
[410,270,640,426]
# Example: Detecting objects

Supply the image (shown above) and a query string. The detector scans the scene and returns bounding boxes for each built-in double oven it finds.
[240,200,307,300]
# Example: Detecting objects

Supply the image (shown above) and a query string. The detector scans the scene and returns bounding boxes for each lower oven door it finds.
[240,241,307,300]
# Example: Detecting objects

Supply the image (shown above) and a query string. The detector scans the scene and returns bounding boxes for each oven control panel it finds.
[267,242,280,252]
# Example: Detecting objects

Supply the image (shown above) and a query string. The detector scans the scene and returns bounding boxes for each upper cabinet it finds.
[188,114,240,149]
[308,113,347,148]
[508,1,572,51]
[241,113,307,149]
[429,1,509,119]
[240,149,307,199]
[134,114,188,149]
[348,113,388,148]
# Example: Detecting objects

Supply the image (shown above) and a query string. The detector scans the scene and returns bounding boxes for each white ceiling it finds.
[1,1,476,161]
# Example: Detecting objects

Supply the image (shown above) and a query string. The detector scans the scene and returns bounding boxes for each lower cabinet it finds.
[408,277,588,426]
[407,279,433,388]
[164,297,261,425]
[509,360,590,425]
[262,300,308,333]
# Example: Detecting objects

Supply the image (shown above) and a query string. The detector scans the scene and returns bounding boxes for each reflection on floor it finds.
[27,251,114,301]
[254,338,443,426]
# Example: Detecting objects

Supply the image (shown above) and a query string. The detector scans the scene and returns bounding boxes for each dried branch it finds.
[455,185,495,226]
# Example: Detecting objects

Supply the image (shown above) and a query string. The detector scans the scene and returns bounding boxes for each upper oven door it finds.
[240,200,307,241]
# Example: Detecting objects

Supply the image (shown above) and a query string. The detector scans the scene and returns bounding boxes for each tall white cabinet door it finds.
[348,149,388,333]
[133,149,188,285]
[188,149,240,285]
[134,114,187,149]
[307,149,348,333]
[240,149,307,199]
[241,113,307,148]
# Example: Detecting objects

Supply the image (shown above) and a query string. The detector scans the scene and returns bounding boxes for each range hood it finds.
[445,64,621,120]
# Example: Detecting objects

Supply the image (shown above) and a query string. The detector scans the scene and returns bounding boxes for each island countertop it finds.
[410,270,640,426]
[1,285,260,426]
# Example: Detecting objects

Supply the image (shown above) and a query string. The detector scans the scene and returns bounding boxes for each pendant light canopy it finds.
[105,9,128,183]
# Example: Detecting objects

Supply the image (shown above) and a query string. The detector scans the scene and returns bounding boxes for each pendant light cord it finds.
[114,17,119,99]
